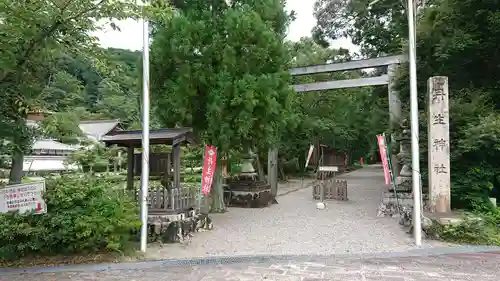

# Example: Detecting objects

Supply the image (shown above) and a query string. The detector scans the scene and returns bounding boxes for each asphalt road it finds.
[1,247,499,280]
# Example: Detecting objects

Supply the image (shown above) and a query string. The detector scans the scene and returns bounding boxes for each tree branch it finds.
[0,0,107,84]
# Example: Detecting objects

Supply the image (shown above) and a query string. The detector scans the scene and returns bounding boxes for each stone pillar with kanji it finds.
[428,76,451,213]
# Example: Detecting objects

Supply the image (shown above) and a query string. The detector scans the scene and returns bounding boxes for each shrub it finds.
[427,207,500,246]
[0,175,141,261]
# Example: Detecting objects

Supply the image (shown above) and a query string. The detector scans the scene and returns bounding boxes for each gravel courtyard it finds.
[146,165,447,260]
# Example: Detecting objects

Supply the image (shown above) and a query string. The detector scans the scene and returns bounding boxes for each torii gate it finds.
[267,55,408,197]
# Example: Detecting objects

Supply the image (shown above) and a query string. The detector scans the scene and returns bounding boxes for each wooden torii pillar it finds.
[267,148,278,199]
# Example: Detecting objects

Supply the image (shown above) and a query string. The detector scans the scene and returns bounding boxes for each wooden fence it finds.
[312,179,348,201]
[312,166,348,201]
[135,187,197,213]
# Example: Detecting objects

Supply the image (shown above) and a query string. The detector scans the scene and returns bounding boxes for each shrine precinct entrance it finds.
[267,54,408,195]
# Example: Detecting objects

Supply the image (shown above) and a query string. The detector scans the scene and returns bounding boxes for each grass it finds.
[21,177,41,183]
[0,247,144,268]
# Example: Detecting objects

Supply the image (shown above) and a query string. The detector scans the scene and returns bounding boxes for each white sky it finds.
[95,0,358,51]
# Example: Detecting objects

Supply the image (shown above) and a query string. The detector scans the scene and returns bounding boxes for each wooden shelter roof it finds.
[102,127,194,147]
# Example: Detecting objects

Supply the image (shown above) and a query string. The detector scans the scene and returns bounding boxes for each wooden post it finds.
[428,76,451,213]
[127,146,134,190]
[320,172,325,202]
[163,153,171,190]
[173,144,181,190]
[171,144,181,211]
[268,148,278,198]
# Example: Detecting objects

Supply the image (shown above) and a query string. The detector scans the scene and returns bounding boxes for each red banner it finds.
[377,135,391,185]
[201,145,217,195]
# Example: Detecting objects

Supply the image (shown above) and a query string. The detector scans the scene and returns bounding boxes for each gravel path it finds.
[146,165,447,260]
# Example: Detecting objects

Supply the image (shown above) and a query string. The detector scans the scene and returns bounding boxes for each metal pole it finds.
[407,0,422,246]
[140,9,150,253]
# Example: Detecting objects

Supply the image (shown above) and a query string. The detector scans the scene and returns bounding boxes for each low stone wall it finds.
[224,182,273,208]
[397,205,441,238]
[228,189,273,208]
[377,192,429,217]
[146,211,213,243]
[377,190,438,238]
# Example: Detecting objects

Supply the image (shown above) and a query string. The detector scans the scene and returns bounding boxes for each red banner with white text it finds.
[377,135,391,185]
[201,145,217,195]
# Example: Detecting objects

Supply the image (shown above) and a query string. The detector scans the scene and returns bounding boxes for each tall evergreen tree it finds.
[150,0,296,211]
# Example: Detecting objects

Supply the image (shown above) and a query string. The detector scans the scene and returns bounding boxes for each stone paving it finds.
[145,165,447,260]
[2,249,500,280]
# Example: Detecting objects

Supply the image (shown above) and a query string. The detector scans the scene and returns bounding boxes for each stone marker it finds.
[427,76,451,213]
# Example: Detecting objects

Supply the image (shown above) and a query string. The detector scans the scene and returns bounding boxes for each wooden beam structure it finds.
[294,75,389,92]
[289,55,407,76]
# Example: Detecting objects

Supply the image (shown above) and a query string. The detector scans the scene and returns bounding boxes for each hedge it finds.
[0,175,140,260]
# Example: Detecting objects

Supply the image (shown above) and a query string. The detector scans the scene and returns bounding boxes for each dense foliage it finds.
[0,0,145,184]
[151,0,295,153]
[411,0,500,210]
[427,207,500,246]
[68,143,125,173]
[312,0,500,244]
[150,0,297,210]
[312,0,408,56]
[45,48,144,128]
[0,176,140,260]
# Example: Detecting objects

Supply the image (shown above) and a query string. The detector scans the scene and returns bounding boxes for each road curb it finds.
[1,246,499,275]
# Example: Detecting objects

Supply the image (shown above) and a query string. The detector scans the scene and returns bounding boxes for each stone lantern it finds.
[240,149,257,178]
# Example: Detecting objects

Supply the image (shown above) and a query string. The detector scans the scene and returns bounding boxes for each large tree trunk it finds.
[9,117,29,185]
[209,157,226,213]
[9,152,24,185]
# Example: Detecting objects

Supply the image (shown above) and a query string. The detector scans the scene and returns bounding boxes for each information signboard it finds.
[0,181,46,214]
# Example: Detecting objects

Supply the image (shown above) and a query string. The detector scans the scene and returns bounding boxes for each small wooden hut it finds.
[102,128,195,213]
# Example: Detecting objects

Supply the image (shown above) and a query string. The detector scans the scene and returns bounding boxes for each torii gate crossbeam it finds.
[290,54,408,92]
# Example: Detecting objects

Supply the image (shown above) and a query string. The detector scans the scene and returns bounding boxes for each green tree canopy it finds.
[0,0,141,183]
[150,0,296,154]
[312,0,408,56]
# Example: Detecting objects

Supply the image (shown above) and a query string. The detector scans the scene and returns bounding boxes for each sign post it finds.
[305,144,314,169]
[0,181,47,214]
[427,76,451,213]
